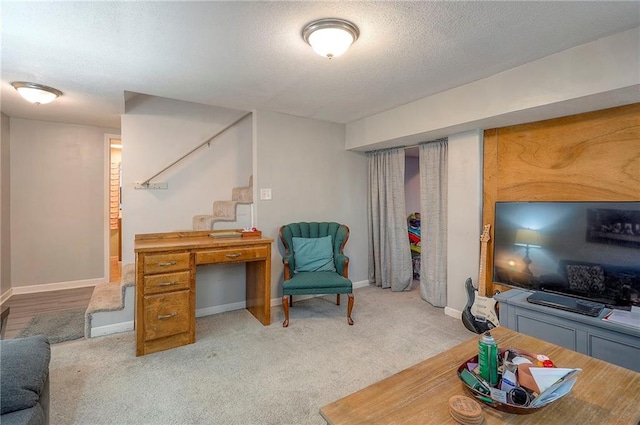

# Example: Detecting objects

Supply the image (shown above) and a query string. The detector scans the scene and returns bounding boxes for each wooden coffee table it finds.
[320,326,640,424]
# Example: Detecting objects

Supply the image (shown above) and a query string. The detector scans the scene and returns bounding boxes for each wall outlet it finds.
[260,188,272,200]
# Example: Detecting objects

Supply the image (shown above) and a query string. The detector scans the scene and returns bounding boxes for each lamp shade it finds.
[11,82,62,105]
[515,229,541,248]
[302,18,359,59]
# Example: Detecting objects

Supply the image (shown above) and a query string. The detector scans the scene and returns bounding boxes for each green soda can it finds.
[478,331,498,387]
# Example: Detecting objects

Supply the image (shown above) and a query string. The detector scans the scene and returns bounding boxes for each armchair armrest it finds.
[335,254,349,278]
[283,255,294,280]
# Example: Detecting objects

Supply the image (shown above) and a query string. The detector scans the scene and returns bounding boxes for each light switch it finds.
[260,188,272,200]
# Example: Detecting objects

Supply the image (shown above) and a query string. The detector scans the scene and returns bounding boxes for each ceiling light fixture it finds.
[302,18,359,59]
[10,82,62,105]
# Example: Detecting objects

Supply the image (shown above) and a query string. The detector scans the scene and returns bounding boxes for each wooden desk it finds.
[320,327,640,424]
[134,230,273,356]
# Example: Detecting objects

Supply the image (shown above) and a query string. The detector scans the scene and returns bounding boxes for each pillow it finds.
[566,264,605,294]
[0,335,51,414]
[292,235,336,273]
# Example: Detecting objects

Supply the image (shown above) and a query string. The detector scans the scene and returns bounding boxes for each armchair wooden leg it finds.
[336,294,341,305]
[347,293,354,325]
[282,296,290,327]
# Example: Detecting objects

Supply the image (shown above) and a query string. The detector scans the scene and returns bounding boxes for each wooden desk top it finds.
[320,327,640,425]
[134,230,273,253]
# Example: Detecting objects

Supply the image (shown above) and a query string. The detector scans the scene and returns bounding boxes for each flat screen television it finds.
[493,201,640,312]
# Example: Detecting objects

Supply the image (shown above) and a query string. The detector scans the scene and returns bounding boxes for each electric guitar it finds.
[462,224,500,333]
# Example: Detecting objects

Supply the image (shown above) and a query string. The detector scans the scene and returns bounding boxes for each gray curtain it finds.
[367,148,413,291]
[419,139,448,306]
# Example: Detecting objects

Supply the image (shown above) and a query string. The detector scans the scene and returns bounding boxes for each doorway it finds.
[405,147,420,284]
[106,136,122,283]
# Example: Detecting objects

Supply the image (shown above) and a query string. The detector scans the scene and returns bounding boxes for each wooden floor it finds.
[1,259,122,339]
[2,287,95,339]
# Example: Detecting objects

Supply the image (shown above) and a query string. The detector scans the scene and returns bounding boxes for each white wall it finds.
[254,110,368,300]
[1,114,10,299]
[9,118,118,288]
[346,27,640,151]
[446,130,483,314]
[404,155,420,218]
[122,95,253,309]
[345,28,639,317]
[121,102,367,313]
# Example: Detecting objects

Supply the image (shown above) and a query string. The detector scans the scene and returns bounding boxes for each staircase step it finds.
[85,263,135,338]
[232,185,252,203]
[192,175,253,231]
[212,200,238,220]
[232,175,252,202]
[193,215,216,231]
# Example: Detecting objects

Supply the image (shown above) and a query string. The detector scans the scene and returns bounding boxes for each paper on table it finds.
[529,368,577,393]
[530,368,581,407]
[602,306,640,328]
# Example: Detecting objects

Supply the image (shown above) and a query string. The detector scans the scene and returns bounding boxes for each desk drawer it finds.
[196,245,268,265]
[144,271,190,295]
[144,290,190,341]
[144,252,190,274]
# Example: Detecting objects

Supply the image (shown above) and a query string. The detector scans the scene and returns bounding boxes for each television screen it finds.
[493,201,640,309]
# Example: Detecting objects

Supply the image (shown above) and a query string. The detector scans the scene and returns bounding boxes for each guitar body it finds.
[470,291,499,329]
[461,224,500,333]
[462,278,492,334]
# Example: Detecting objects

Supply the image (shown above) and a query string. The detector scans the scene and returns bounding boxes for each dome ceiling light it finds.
[302,18,359,59]
[10,81,62,105]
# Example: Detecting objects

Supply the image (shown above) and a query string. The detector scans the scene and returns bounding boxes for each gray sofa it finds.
[0,335,51,425]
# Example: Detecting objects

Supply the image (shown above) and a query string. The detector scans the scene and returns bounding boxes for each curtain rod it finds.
[367,137,447,154]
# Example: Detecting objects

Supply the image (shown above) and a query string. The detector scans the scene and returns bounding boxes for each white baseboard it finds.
[89,279,373,337]
[197,282,371,316]
[91,320,134,337]
[444,306,462,320]
[1,288,13,306]
[10,278,103,295]
[352,279,370,289]
[196,301,247,317]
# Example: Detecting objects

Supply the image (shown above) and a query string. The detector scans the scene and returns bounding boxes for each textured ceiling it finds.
[2,1,639,129]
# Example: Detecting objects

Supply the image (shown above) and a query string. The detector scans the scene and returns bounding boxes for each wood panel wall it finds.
[482,103,640,295]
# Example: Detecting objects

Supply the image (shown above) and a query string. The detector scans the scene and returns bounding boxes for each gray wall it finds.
[122,95,253,310]
[446,130,483,313]
[346,28,639,151]
[254,109,368,299]
[9,118,117,288]
[345,28,639,316]
[4,28,633,315]
[1,114,10,298]
[121,103,367,312]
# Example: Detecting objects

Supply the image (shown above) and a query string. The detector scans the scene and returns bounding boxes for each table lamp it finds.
[515,228,541,275]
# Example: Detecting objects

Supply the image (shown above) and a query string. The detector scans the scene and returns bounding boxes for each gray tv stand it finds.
[494,289,640,372]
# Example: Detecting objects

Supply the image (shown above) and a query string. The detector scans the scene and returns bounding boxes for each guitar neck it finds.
[478,242,488,296]
[478,224,491,297]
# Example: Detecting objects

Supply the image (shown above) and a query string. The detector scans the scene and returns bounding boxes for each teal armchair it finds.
[279,222,354,327]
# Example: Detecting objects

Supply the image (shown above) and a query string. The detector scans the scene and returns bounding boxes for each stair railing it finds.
[137,112,252,188]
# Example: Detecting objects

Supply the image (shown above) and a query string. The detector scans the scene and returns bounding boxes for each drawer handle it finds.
[157,312,178,320]
[157,281,178,287]
[157,261,178,267]
[225,253,242,258]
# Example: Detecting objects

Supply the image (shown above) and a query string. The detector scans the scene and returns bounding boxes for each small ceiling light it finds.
[10,81,62,105]
[302,18,359,59]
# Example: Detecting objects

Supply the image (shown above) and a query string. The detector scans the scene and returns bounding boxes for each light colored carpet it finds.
[50,284,474,425]
[17,309,85,344]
